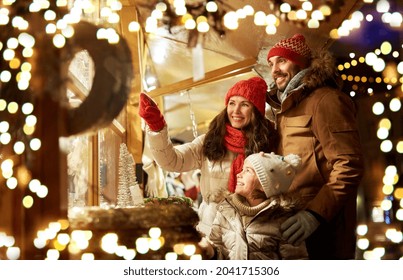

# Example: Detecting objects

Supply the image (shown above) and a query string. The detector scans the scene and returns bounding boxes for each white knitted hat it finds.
[245,152,301,197]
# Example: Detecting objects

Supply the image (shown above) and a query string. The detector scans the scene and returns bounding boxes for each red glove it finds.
[139,92,166,131]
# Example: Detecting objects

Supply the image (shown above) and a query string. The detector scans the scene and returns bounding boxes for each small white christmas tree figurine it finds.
[117,143,142,207]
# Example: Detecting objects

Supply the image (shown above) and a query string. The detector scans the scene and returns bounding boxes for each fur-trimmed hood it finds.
[303,49,343,90]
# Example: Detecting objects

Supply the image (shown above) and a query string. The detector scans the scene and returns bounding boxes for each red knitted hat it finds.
[225,77,267,116]
[267,34,312,68]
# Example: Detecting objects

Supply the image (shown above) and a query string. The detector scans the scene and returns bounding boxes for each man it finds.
[265,34,364,259]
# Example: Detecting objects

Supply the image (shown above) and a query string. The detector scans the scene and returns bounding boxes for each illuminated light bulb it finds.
[265,24,276,34]
[389,98,401,112]
[379,118,391,130]
[135,237,149,254]
[57,233,70,245]
[380,140,393,153]
[357,238,369,250]
[36,185,48,198]
[236,8,246,19]
[17,79,29,91]
[18,32,35,48]
[28,179,41,193]
[13,141,25,155]
[101,7,112,18]
[373,58,385,72]
[190,254,202,260]
[311,10,324,20]
[21,103,34,115]
[81,253,95,260]
[107,32,120,44]
[224,11,239,29]
[206,2,218,13]
[9,58,21,69]
[356,224,368,236]
[381,199,393,211]
[351,60,358,66]
[22,47,33,58]
[183,244,196,256]
[302,1,313,11]
[30,138,41,151]
[34,238,47,249]
[22,195,34,208]
[396,209,403,221]
[0,121,9,133]
[377,127,389,140]
[46,249,60,260]
[115,245,127,257]
[6,247,20,260]
[110,0,123,11]
[149,227,161,238]
[337,26,349,37]
[44,10,57,21]
[0,12,9,25]
[61,25,75,38]
[265,14,277,25]
[376,0,390,13]
[149,238,162,251]
[108,13,120,24]
[53,34,66,48]
[6,177,18,190]
[3,49,15,60]
[254,11,266,25]
[7,37,18,49]
[372,101,384,115]
[128,21,141,32]
[366,14,373,22]
[175,6,187,16]
[123,249,136,260]
[185,18,196,29]
[310,18,323,28]
[382,184,393,195]
[7,101,18,114]
[319,5,331,16]
[397,141,403,153]
[243,5,254,16]
[349,91,356,97]
[165,252,178,260]
[156,2,167,12]
[279,3,291,13]
[197,21,210,33]
[390,12,402,27]
[23,124,35,135]
[296,9,307,20]
[0,133,11,145]
[173,243,185,254]
[46,23,57,34]
[0,99,6,110]
[151,9,163,20]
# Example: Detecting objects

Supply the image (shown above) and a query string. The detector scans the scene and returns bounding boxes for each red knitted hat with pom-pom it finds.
[267,34,312,68]
[225,77,267,116]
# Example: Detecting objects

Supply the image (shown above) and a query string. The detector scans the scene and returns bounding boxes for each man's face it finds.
[268,56,302,91]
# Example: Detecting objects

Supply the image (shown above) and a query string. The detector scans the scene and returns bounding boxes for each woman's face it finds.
[235,160,261,197]
[226,96,254,129]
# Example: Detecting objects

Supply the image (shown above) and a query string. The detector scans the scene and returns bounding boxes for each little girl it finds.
[204,152,308,260]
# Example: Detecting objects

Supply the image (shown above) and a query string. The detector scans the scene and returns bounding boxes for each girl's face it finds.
[226,96,254,129]
[235,160,261,197]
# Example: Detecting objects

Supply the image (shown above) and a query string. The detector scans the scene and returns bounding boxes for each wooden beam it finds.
[147,57,257,98]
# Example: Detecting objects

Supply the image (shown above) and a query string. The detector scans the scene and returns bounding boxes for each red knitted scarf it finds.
[224,124,247,193]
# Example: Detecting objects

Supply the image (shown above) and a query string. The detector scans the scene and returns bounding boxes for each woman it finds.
[139,76,277,236]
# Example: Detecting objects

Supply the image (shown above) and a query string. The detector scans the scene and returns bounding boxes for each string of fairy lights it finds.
[0,0,402,260]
